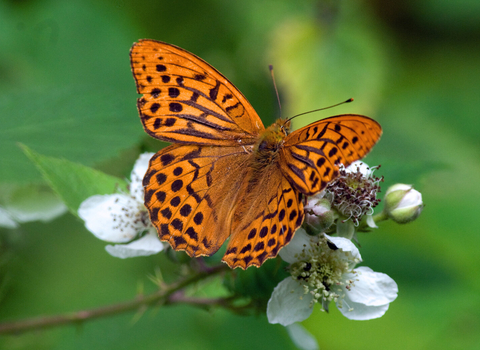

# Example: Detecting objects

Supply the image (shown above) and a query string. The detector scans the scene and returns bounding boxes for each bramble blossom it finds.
[78,153,164,258]
[267,228,397,326]
[325,161,382,227]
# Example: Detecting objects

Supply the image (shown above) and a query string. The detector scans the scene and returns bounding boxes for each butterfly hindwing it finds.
[143,144,250,257]
[281,115,382,195]
[223,168,305,269]
[130,40,264,146]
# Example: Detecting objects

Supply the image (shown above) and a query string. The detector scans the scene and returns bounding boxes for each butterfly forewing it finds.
[281,115,382,195]
[130,40,264,146]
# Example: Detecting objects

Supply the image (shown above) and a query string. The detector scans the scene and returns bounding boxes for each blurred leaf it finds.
[22,145,127,216]
[268,1,389,125]
[0,1,144,183]
[374,159,450,191]
[0,88,142,183]
[414,0,480,32]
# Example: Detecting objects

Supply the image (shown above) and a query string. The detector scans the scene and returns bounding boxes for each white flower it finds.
[78,152,164,258]
[384,184,424,224]
[267,229,397,326]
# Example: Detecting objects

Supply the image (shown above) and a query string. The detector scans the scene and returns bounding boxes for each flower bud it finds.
[384,184,423,224]
[304,195,334,234]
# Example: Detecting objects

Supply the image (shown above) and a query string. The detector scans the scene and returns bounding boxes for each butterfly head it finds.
[277,117,292,136]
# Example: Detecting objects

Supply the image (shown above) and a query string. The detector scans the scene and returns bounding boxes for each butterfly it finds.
[130,39,382,269]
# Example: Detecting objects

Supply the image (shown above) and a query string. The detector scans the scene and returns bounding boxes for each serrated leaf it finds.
[21,145,127,216]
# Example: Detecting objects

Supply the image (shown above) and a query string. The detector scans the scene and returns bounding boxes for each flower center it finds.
[289,235,360,309]
[108,196,152,235]
[325,164,383,225]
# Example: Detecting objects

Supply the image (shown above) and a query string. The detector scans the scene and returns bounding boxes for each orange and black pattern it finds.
[130,39,382,269]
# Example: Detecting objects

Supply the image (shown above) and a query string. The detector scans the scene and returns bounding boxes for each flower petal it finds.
[78,194,144,242]
[105,231,164,258]
[337,298,390,320]
[279,228,312,264]
[366,214,378,228]
[346,161,371,176]
[324,234,362,262]
[303,191,325,212]
[267,277,314,326]
[343,266,398,306]
[286,324,319,350]
[130,152,155,203]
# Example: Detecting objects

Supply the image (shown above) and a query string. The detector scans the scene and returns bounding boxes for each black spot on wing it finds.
[209,80,221,101]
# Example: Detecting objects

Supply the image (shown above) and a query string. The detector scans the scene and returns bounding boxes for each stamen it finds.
[325,164,383,225]
[289,235,359,308]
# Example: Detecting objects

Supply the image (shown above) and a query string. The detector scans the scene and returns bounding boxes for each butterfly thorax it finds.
[252,118,291,168]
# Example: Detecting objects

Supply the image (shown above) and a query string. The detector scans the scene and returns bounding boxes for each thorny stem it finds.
[0,263,229,335]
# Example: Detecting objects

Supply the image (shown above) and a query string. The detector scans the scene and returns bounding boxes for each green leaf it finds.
[21,144,127,216]
[0,1,144,184]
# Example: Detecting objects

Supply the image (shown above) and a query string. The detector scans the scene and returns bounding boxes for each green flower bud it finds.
[384,184,423,224]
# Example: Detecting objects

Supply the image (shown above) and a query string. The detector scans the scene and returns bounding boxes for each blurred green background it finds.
[1,0,480,349]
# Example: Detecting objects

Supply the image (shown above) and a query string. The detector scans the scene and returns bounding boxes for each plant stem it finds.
[166,292,253,315]
[0,264,227,335]
[372,211,389,224]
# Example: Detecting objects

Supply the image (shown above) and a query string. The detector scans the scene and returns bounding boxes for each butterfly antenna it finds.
[269,65,282,117]
[286,98,354,123]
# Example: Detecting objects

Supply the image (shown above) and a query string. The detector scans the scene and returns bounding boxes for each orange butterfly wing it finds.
[281,115,382,195]
[222,169,304,269]
[130,39,264,146]
[143,144,250,257]
[222,115,381,269]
